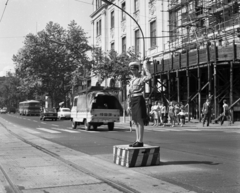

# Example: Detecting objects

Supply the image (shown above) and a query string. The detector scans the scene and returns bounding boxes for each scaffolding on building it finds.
[147,0,240,122]
[167,0,240,54]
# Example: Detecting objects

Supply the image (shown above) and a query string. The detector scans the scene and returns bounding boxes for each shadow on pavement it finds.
[160,161,220,166]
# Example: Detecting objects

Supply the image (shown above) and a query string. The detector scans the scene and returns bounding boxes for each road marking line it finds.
[155,128,182,131]
[51,124,59,127]
[224,130,240,134]
[33,120,37,122]
[41,122,47,124]
[51,127,79,133]
[37,128,61,133]
[81,130,100,133]
[21,128,40,134]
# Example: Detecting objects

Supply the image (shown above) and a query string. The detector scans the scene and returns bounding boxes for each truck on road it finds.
[71,86,123,131]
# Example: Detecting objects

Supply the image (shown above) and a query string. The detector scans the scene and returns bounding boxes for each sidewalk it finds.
[118,117,240,129]
[0,117,196,193]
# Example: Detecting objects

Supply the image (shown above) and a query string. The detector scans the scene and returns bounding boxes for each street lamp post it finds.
[101,0,145,60]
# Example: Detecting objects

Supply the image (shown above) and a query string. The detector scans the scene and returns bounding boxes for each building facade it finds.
[90,0,169,85]
[90,0,240,122]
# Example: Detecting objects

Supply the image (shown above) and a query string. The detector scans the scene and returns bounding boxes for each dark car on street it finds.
[8,107,16,114]
[40,108,58,121]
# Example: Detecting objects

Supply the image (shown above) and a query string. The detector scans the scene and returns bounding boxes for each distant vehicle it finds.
[71,86,122,131]
[19,100,41,116]
[40,108,58,121]
[0,107,7,114]
[58,108,71,120]
[8,107,16,114]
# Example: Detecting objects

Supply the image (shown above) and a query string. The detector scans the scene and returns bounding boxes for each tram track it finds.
[0,122,140,193]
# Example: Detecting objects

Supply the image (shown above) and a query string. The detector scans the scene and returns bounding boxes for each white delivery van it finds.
[71,86,123,131]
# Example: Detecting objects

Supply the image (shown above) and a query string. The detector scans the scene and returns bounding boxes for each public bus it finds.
[19,100,41,116]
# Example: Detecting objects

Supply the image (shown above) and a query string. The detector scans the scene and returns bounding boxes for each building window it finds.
[122,37,126,53]
[134,0,139,12]
[111,11,115,29]
[111,42,115,50]
[96,0,102,10]
[135,29,140,54]
[122,2,126,21]
[97,19,102,36]
[150,20,156,48]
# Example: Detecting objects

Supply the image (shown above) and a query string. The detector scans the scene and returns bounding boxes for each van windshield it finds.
[92,95,122,111]
[76,91,123,115]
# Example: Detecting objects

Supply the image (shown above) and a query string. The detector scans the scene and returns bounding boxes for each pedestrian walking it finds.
[202,98,212,127]
[168,102,176,127]
[160,102,167,126]
[128,60,151,147]
[177,108,186,127]
[180,102,186,125]
[174,103,181,125]
[157,101,162,125]
[152,101,159,126]
[220,99,232,126]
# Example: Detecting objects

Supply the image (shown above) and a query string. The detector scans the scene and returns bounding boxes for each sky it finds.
[0,0,93,77]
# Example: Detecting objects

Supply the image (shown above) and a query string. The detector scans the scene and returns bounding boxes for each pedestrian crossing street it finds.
[18,126,240,135]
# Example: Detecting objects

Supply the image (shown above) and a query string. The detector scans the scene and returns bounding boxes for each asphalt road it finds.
[1,113,240,193]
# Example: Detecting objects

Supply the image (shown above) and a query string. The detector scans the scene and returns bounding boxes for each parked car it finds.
[40,108,58,121]
[58,108,71,120]
[0,107,7,114]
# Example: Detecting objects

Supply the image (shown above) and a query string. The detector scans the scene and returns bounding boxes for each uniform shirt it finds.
[129,61,151,95]
[129,75,151,94]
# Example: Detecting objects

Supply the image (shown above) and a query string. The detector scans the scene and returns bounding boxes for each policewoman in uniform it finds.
[128,60,151,147]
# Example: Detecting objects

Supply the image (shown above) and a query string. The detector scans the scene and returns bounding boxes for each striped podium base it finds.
[113,144,160,167]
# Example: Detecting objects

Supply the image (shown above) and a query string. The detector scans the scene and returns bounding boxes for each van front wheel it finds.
[108,122,114,131]
[84,120,91,131]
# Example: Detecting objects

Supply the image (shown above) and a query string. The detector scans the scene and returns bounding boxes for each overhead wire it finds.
[75,0,92,5]
[0,0,9,23]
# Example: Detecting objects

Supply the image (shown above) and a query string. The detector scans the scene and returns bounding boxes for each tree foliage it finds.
[12,21,91,106]
[0,72,21,108]
[91,47,140,86]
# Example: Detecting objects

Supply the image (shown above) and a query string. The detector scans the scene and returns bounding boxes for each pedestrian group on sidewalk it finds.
[131,96,232,130]
[149,100,187,127]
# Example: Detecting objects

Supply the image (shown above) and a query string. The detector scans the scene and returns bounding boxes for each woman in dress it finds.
[128,60,151,147]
